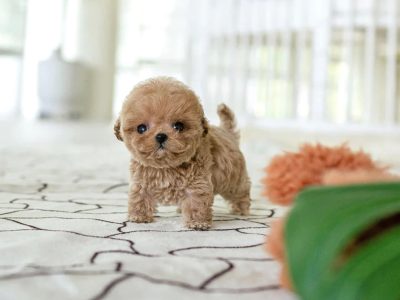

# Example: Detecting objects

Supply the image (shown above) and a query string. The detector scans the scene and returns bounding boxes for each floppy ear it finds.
[114,117,123,141]
[201,117,209,137]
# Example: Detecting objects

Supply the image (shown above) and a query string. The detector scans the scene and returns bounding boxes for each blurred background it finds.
[1,0,400,130]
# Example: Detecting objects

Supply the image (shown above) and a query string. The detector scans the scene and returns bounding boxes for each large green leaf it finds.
[325,226,400,300]
[285,182,400,300]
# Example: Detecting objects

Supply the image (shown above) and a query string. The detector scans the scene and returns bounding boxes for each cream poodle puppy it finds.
[114,77,250,230]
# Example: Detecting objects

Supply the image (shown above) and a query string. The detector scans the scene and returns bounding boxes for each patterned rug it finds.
[0,122,295,300]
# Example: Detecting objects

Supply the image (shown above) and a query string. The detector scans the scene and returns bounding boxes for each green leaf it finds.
[285,182,400,300]
[325,226,400,300]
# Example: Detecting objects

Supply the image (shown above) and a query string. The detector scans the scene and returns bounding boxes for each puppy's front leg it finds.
[182,179,213,230]
[127,183,155,223]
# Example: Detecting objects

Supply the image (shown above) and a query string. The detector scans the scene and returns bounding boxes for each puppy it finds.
[114,77,251,230]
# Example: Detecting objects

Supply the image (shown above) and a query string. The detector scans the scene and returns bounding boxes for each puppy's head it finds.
[115,77,208,168]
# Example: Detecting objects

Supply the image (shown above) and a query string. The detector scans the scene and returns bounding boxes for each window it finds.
[0,0,26,118]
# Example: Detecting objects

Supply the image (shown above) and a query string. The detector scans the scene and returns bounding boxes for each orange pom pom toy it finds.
[263,143,399,290]
[263,144,385,206]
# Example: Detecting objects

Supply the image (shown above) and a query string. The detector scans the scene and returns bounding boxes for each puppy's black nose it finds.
[155,133,168,144]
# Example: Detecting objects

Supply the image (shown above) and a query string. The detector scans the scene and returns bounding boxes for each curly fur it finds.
[114,77,251,230]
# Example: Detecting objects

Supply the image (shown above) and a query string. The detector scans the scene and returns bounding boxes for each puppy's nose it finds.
[155,133,168,144]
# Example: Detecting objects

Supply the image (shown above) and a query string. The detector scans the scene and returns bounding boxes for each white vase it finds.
[38,49,91,119]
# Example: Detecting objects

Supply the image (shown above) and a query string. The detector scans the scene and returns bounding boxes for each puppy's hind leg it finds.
[176,202,182,214]
[226,194,251,216]
[222,181,251,216]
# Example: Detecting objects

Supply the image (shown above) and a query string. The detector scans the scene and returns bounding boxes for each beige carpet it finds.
[2,121,399,300]
[0,121,296,300]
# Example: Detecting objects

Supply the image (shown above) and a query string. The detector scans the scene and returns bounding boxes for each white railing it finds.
[186,0,400,126]
[114,0,400,128]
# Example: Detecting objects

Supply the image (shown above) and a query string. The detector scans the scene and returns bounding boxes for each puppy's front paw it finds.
[128,214,154,223]
[186,221,211,231]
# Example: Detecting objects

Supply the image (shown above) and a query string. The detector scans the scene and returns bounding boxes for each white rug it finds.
[0,122,295,300]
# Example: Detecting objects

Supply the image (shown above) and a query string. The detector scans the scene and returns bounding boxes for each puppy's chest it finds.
[133,165,192,204]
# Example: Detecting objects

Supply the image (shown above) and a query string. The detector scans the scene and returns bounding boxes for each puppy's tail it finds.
[217,103,240,142]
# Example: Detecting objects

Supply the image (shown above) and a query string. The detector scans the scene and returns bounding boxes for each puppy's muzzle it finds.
[155,133,168,145]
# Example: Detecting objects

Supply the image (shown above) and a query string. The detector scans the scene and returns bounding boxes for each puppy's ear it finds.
[114,117,123,141]
[201,117,209,137]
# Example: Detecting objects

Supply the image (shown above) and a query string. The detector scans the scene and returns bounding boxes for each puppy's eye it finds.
[172,122,184,132]
[137,124,147,134]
